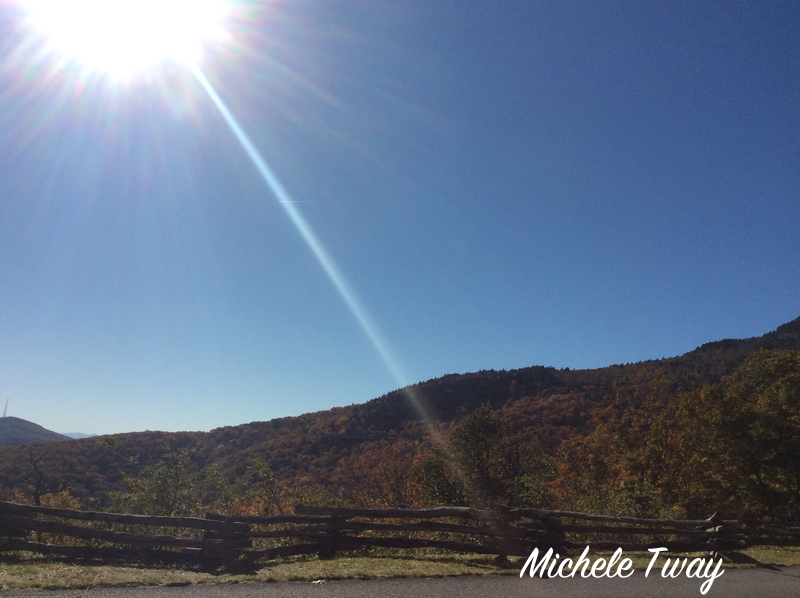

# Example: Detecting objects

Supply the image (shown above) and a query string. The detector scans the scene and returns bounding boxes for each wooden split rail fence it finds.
[1,500,799,567]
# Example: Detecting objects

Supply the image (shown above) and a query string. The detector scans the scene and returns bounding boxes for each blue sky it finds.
[1,1,798,434]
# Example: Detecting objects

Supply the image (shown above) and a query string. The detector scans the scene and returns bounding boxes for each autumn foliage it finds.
[1,317,799,522]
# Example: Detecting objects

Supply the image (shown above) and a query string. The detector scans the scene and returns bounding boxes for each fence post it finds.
[317,515,340,559]
[201,531,224,569]
[487,505,515,565]
[221,517,237,565]
[202,513,251,569]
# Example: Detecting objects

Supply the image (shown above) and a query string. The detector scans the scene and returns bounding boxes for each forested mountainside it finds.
[1,316,798,520]
[0,417,69,447]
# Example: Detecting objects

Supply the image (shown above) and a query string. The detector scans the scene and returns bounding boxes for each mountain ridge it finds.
[0,314,798,507]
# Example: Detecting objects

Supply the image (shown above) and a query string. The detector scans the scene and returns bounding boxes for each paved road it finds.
[3,568,799,598]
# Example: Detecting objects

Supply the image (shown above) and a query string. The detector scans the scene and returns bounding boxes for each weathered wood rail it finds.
[1,500,799,567]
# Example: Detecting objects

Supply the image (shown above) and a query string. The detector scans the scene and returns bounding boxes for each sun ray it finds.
[189,62,441,432]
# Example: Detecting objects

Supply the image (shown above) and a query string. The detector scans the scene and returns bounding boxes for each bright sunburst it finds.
[20,0,228,78]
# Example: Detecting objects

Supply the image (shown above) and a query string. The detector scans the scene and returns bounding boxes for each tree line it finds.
[12,349,798,524]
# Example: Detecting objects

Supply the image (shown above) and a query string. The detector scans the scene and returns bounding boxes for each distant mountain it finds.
[0,417,71,447]
[61,433,97,439]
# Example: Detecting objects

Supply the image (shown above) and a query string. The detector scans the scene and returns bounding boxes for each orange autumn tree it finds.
[329,439,422,507]
[553,371,696,517]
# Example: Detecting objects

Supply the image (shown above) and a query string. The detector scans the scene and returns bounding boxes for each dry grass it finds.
[739,546,800,567]
[0,560,223,591]
[1,547,798,591]
[0,553,510,591]
[255,553,511,582]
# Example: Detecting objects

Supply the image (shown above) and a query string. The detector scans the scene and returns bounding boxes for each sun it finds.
[20,0,228,78]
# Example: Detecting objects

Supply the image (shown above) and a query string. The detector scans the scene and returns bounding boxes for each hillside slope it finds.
[0,315,798,507]
[0,417,70,447]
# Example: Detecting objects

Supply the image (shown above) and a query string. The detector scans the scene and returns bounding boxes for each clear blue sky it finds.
[1,1,798,434]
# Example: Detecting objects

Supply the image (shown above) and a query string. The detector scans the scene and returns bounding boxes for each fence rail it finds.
[1,500,799,568]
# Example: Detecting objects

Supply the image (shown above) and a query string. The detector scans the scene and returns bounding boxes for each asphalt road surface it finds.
[3,568,799,598]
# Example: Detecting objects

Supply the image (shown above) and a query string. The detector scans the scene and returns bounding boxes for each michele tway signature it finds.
[520,546,724,595]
